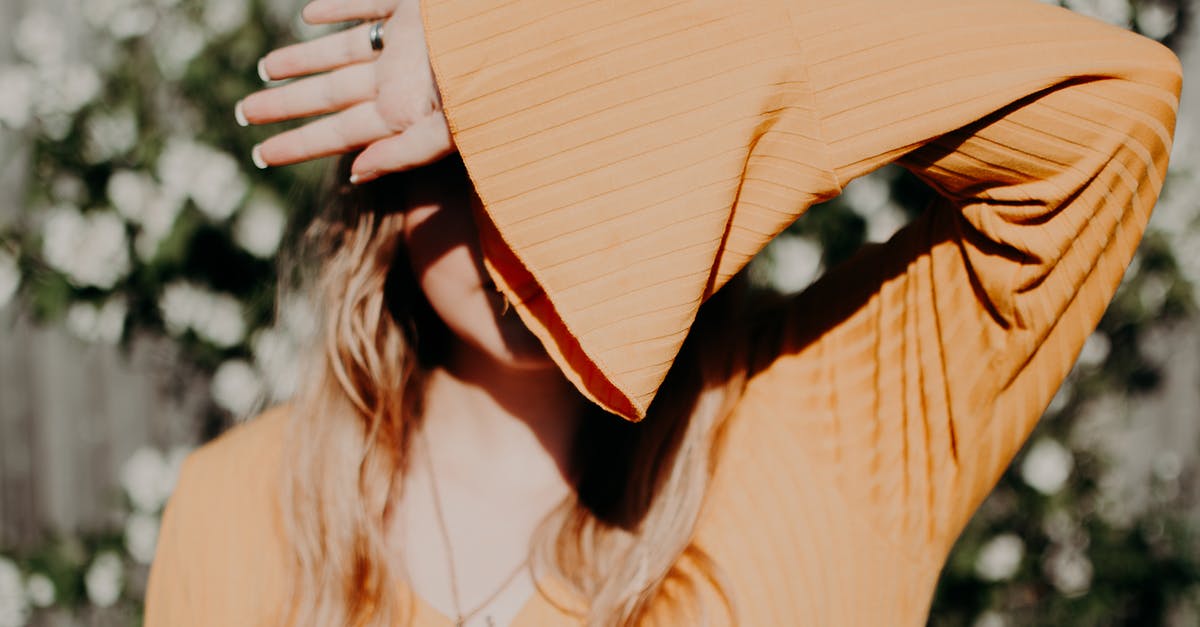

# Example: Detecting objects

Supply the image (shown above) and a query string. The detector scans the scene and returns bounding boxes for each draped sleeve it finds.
[419,0,1180,553]
[749,0,1181,551]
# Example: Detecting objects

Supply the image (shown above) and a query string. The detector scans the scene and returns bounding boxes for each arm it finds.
[750,0,1181,552]
[239,0,1179,454]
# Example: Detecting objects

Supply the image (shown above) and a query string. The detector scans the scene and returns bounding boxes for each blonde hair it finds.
[278,154,750,626]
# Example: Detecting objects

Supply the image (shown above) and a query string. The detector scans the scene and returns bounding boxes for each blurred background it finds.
[0,0,1197,625]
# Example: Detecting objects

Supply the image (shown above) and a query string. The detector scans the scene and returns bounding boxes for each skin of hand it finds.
[235,0,455,184]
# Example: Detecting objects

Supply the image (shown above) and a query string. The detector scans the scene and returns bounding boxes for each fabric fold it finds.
[418,0,837,420]
[417,0,1180,427]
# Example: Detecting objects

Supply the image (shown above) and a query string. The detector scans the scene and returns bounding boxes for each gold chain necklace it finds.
[419,430,531,627]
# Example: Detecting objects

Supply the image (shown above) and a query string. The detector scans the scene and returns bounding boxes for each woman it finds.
[145,0,1183,624]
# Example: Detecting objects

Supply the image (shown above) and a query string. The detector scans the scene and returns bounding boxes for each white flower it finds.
[85,108,139,163]
[974,533,1024,582]
[212,359,264,416]
[842,167,907,242]
[24,574,54,609]
[158,282,198,336]
[196,296,246,348]
[1065,0,1132,26]
[973,610,1008,627]
[1137,1,1176,38]
[107,169,187,261]
[1138,274,1171,313]
[41,205,131,290]
[15,11,69,67]
[842,173,890,215]
[190,150,248,221]
[121,447,170,514]
[234,196,286,258]
[865,203,907,243]
[203,0,249,35]
[65,296,124,341]
[124,512,160,565]
[83,0,139,34]
[63,65,104,113]
[156,137,199,198]
[0,65,37,129]
[35,65,103,119]
[135,193,187,260]
[0,557,29,627]
[158,282,246,348]
[1020,438,1074,495]
[1075,332,1110,369]
[151,18,206,80]
[65,297,127,345]
[84,552,123,608]
[108,170,158,223]
[0,250,19,311]
[156,138,248,221]
[108,6,157,40]
[1044,546,1093,597]
[252,328,301,400]
[769,235,822,294]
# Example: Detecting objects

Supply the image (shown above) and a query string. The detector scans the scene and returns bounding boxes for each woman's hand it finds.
[236,0,455,184]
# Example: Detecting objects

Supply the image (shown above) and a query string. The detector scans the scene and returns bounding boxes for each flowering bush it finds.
[0,0,1197,624]
[0,445,190,625]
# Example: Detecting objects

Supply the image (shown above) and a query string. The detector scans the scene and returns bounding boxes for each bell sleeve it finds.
[418,0,1181,556]
[752,0,1182,552]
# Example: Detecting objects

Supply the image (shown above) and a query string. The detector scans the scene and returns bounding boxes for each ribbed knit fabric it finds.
[144,0,1181,624]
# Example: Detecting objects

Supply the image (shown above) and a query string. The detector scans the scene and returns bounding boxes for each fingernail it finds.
[234,100,248,127]
[349,173,362,185]
[252,145,267,169]
[257,58,271,83]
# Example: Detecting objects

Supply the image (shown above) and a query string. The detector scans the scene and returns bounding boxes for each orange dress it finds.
[144,0,1182,623]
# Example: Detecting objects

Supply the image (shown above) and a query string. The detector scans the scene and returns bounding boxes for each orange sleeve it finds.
[418,0,1180,558]
[754,0,1181,552]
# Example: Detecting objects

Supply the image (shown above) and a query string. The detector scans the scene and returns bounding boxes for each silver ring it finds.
[368,20,385,51]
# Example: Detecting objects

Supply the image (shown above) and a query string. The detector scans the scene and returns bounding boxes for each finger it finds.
[255,101,396,167]
[301,0,397,25]
[259,22,380,82]
[349,113,457,183]
[240,63,376,125]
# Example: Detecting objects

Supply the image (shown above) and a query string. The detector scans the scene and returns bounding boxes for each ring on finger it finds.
[368,20,385,51]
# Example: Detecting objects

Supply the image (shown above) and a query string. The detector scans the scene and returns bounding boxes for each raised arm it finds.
[746,0,1181,553]
[238,0,1180,508]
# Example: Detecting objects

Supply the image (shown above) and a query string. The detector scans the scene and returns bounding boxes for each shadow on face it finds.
[399,160,553,371]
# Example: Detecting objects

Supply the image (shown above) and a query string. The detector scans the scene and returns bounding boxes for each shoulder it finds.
[179,404,291,488]
[171,403,290,514]
[152,405,293,622]
[171,403,291,529]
